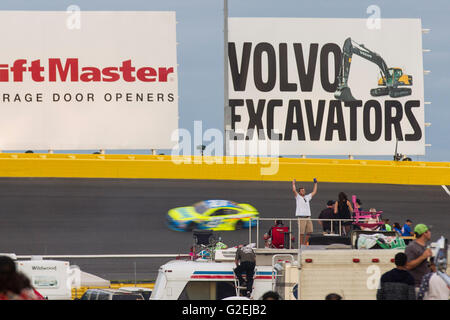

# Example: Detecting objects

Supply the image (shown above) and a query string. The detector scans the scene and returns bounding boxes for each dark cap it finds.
[327,200,334,206]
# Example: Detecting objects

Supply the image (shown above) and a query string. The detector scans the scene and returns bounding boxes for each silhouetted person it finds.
[325,293,342,300]
[0,256,43,300]
[377,252,416,300]
[261,291,281,300]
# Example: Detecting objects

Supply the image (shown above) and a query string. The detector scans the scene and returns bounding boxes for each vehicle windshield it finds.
[194,202,209,214]
[194,200,241,214]
[394,69,402,78]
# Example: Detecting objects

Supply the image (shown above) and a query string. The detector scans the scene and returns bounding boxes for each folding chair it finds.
[351,195,384,230]
[271,226,290,249]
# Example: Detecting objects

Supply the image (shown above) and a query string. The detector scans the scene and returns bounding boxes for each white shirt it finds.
[424,273,450,300]
[295,193,312,217]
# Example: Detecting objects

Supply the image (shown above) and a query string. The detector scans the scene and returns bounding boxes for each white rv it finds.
[0,254,79,300]
[16,257,79,300]
[150,248,275,300]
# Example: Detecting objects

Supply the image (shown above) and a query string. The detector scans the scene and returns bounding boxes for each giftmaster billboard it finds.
[0,11,178,150]
[228,18,425,155]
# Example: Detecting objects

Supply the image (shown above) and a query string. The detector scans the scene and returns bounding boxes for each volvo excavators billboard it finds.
[228,18,425,156]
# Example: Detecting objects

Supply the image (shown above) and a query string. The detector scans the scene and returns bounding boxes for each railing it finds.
[249,217,355,249]
[15,254,190,259]
[14,254,191,289]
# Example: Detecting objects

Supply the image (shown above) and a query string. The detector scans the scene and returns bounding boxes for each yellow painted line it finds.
[0,154,448,185]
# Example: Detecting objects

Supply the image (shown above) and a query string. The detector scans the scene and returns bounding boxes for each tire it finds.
[235,220,244,230]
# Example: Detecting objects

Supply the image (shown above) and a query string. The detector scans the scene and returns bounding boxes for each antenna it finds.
[393,139,399,161]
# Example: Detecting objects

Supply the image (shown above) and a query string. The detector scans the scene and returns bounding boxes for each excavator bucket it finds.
[334,86,356,102]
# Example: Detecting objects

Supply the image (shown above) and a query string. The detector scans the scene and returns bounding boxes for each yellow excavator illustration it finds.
[335,37,413,102]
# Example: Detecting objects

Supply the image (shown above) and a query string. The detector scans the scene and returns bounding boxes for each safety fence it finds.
[0,153,449,185]
[249,217,357,249]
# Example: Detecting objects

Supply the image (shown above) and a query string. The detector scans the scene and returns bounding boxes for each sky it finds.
[0,0,448,162]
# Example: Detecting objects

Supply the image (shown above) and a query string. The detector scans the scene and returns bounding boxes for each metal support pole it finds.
[297,219,301,300]
[223,0,229,157]
[289,220,292,249]
[134,261,137,286]
[249,218,252,246]
[256,218,259,248]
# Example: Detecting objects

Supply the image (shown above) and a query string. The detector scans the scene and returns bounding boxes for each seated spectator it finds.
[264,220,282,247]
[393,222,402,235]
[266,220,284,237]
[265,220,291,249]
[381,218,392,231]
[377,252,416,300]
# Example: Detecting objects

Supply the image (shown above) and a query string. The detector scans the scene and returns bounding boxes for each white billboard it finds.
[228,18,424,155]
[0,11,178,150]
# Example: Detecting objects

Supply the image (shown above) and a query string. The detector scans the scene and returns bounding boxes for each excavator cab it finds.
[378,68,412,86]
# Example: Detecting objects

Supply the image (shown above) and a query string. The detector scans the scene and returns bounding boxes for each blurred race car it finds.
[167,200,259,231]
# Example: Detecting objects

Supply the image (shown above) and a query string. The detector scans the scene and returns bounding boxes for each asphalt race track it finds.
[0,178,448,281]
